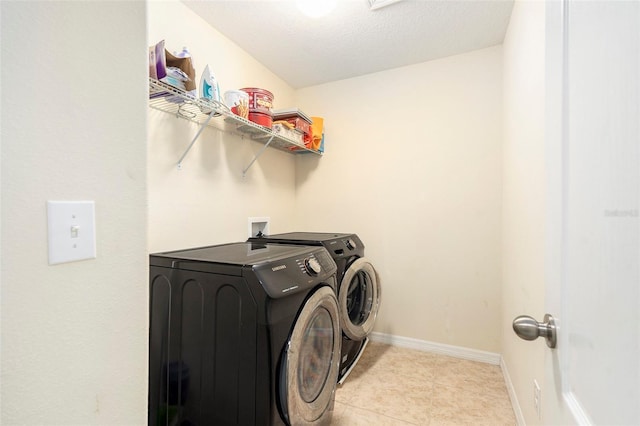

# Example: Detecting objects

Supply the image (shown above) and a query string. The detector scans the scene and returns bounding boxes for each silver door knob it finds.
[512,314,557,348]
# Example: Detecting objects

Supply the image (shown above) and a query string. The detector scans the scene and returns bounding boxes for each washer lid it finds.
[150,242,316,274]
[248,232,365,259]
[265,231,351,240]
[249,231,352,243]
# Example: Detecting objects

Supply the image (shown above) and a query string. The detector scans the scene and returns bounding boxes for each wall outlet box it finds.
[47,201,96,265]
[248,217,270,238]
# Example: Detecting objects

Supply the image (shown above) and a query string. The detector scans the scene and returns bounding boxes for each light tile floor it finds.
[332,341,516,426]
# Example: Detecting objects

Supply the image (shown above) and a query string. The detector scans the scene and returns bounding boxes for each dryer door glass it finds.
[298,307,334,402]
[280,286,340,425]
[340,257,381,340]
[347,270,374,326]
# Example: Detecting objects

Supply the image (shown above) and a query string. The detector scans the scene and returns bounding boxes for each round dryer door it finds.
[280,286,340,425]
[340,257,381,341]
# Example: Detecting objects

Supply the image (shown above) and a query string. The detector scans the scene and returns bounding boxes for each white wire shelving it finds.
[148,78,320,175]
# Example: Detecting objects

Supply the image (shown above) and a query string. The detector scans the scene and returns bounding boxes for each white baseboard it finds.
[369,331,501,365]
[500,357,526,426]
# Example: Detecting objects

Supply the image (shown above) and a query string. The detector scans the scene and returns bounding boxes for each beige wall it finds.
[1,1,148,424]
[501,1,546,424]
[0,1,542,423]
[149,3,505,355]
[147,1,300,252]
[294,47,504,353]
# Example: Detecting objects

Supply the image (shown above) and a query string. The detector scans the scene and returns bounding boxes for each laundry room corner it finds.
[293,46,504,355]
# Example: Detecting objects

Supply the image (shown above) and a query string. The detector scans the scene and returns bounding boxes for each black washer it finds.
[148,242,340,425]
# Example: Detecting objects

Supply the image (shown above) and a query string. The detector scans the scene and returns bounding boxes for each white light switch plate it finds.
[47,201,96,265]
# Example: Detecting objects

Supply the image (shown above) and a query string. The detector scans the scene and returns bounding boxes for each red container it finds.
[283,117,310,135]
[248,111,273,129]
[272,109,312,136]
[240,88,274,115]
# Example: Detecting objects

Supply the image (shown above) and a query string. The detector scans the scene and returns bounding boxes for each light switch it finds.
[47,201,96,265]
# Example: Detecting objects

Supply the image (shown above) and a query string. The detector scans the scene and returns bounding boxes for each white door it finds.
[542,1,640,424]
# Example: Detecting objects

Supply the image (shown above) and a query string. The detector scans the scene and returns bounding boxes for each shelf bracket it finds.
[242,134,275,177]
[176,110,218,170]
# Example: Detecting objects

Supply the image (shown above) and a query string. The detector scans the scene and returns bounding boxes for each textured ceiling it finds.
[182,0,514,89]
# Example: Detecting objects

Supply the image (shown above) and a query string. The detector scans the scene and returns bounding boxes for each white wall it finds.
[147,1,300,252]
[1,1,148,424]
[294,47,504,353]
[501,1,546,424]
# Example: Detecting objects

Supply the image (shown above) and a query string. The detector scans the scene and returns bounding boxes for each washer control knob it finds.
[346,239,357,250]
[304,257,322,276]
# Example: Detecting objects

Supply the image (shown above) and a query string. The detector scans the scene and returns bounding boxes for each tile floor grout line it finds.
[337,400,423,426]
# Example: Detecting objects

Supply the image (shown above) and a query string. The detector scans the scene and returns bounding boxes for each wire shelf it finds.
[148,78,320,163]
